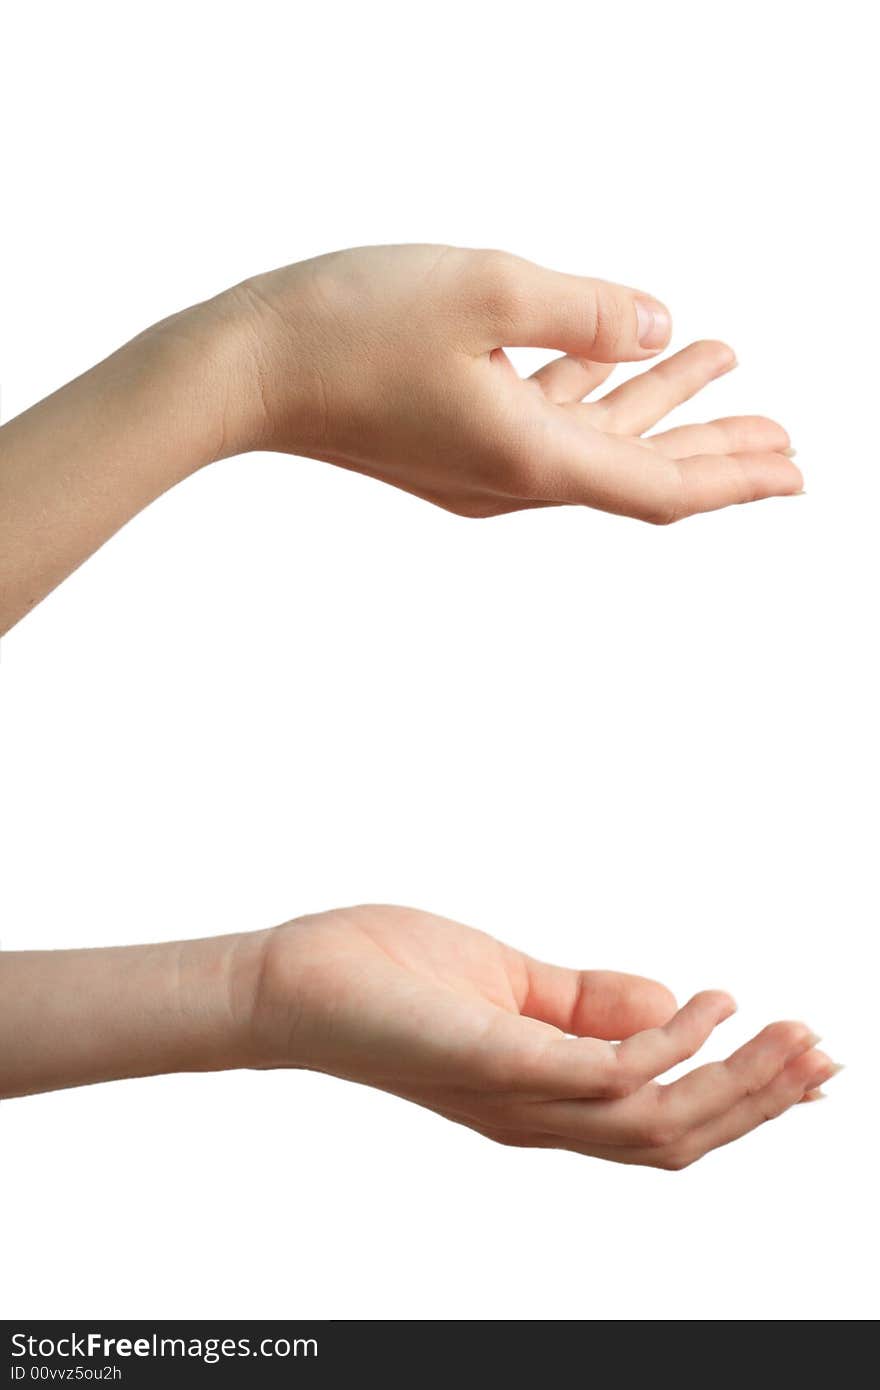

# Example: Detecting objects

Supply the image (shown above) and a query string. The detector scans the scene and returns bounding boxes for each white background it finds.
[1,0,877,1322]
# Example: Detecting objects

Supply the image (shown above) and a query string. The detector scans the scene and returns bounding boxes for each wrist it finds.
[238,919,316,1072]
[190,275,323,464]
[172,929,276,1073]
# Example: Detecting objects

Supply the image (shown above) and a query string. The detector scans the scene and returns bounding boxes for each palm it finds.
[330,904,675,1039]
[259,905,674,1086]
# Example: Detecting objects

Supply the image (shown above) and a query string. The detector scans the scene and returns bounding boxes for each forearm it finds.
[0,297,249,636]
[0,929,269,1099]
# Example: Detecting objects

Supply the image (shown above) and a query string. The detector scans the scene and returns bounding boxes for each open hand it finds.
[210,244,802,523]
[249,905,835,1169]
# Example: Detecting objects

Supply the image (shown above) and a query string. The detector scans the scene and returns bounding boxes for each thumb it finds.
[468,251,672,361]
[518,957,678,1040]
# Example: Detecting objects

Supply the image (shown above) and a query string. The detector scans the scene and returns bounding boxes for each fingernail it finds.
[805,1088,827,1100]
[636,299,671,350]
[783,447,798,458]
[828,1061,845,1076]
[805,1031,822,1049]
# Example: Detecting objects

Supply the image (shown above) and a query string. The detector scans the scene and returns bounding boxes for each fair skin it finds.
[0,246,832,1166]
[0,908,835,1169]
[0,244,802,633]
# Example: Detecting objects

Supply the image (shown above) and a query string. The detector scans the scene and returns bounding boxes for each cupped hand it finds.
[212,245,802,524]
[249,905,835,1169]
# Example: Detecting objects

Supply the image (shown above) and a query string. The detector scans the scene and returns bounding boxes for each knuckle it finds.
[741,1075,765,1100]
[488,1127,538,1150]
[420,484,504,519]
[639,1116,684,1149]
[452,498,506,519]
[756,1097,783,1126]
[654,1147,695,1172]
[641,498,681,527]
[600,1066,640,1101]
[591,291,624,350]
[639,464,686,526]
[599,1080,628,1100]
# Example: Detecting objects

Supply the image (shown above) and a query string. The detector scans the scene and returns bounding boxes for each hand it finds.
[207,244,802,523]
[0,243,803,633]
[249,904,836,1169]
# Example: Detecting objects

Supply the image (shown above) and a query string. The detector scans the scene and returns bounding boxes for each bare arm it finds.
[0,303,243,632]
[0,244,802,635]
[0,905,837,1170]
[0,929,267,1098]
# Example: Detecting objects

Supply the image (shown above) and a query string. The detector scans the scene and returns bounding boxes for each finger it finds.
[530,356,615,404]
[594,340,736,434]
[532,430,803,525]
[669,451,804,522]
[534,1019,816,1147]
[520,989,734,1100]
[513,953,677,1039]
[647,414,791,459]
[465,250,671,360]
[611,990,737,1090]
[656,1047,839,1169]
[654,1021,819,1134]
[542,1048,837,1167]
